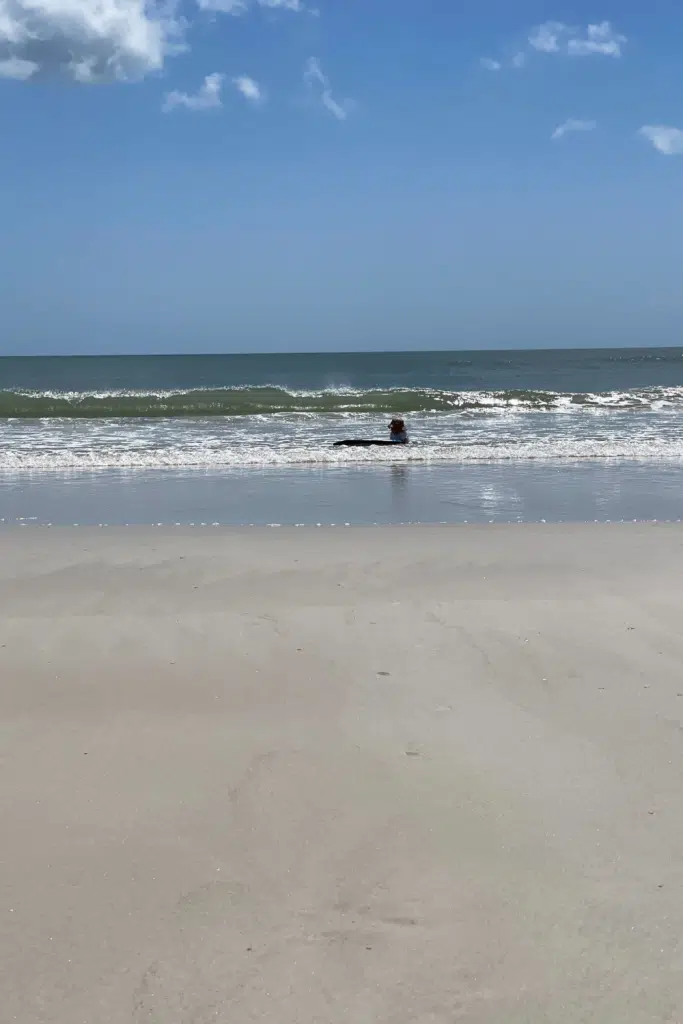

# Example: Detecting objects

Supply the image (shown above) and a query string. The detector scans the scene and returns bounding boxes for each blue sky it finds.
[1,0,682,354]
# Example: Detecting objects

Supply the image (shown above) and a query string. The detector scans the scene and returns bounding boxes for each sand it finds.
[1,524,683,1023]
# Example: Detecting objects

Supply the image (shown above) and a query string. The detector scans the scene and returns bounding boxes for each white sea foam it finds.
[3,384,683,418]
[1,406,683,470]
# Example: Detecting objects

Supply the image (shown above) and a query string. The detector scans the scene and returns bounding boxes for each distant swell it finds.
[3,385,683,419]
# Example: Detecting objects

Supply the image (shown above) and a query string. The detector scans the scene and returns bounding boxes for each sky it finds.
[0,0,682,355]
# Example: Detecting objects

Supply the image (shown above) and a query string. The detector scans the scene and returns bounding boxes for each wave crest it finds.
[2,385,683,419]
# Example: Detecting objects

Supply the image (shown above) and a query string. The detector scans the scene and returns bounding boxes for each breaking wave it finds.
[2,385,683,419]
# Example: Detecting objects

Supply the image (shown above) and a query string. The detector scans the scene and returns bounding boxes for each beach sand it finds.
[1,525,683,1023]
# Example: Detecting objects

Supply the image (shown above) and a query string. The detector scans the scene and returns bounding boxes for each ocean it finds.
[2,347,683,525]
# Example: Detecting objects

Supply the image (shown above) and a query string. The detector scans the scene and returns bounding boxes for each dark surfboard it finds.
[333,439,407,447]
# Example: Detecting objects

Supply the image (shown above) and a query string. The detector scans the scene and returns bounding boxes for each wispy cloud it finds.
[0,0,183,82]
[480,51,525,72]
[529,21,565,54]
[639,125,683,156]
[163,73,224,112]
[529,21,626,59]
[233,75,265,104]
[552,119,597,141]
[568,22,627,57]
[0,57,37,80]
[197,0,305,14]
[258,0,305,9]
[304,57,352,121]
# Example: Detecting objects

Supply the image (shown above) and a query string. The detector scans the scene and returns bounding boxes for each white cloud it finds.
[552,118,597,141]
[163,72,223,112]
[0,0,183,82]
[639,125,683,156]
[0,56,36,79]
[530,20,626,59]
[529,21,565,53]
[511,51,526,69]
[258,0,303,8]
[304,56,351,121]
[480,57,502,72]
[303,56,326,89]
[195,0,245,10]
[568,22,627,58]
[233,74,263,103]
[197,0,304,14]
[321,91,349,121]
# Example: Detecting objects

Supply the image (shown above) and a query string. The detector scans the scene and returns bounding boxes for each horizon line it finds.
[1,343,681,360]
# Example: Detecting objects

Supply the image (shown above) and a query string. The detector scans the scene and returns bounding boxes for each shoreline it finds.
[3,524,683,1021]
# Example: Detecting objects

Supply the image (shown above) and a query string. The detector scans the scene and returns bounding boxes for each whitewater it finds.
[2,350,683,471]
[1,387,683,470]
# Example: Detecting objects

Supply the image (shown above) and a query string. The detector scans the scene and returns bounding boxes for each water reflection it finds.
[1,463,683,526]
[386,464,410,519]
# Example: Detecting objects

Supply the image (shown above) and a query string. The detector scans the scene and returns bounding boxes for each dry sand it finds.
[1,525,683,1023]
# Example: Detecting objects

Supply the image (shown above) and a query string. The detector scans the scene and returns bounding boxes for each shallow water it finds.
[3,462,683,526]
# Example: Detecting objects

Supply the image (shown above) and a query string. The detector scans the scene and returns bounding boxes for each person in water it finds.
[389,418,408,443]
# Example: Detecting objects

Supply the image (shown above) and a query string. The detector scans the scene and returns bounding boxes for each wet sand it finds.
[1,525,683,1023]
